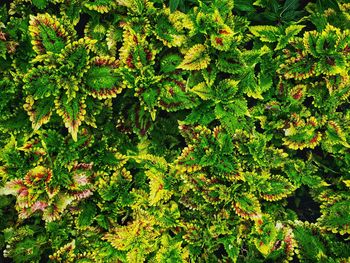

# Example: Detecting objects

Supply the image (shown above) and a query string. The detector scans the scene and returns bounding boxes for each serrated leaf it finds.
[260,175,295,201]
[96,214,110,230]
[146,168,172,206]
[29,13,68,55]
[233,193,262,219]
[32,0,48,9]
[86,56,124,99]
[190,82,212,100]
[78,202,97,227]
[318,199,350,235]
[55,94,86,141]
[23,96,54,131]
[24,67,59,99]
[177,44,210,70]
[249,25,280,42]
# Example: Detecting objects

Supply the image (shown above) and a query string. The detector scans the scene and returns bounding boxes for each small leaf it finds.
[23,96,54,131]
[55,94,86,141]
[260,175,295,201]
[190,82,212,100]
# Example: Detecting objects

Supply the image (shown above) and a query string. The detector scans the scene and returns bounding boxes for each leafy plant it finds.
[1,0,350,262]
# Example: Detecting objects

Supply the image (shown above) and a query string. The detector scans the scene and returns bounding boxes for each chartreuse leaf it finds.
[104,213,160,261]
[55,94,86,141]
[85,56,125,99]
[177,44,211,70]
[155,234,189,262]
[233,193,261,219]
[146,167,172,206]
[85,0,118,13]
[318,199,350,235]
[260,175,295,201]
[23,95,55,131]
[190,82,212,100]
[29,13,69,55]
[276,25,305,50]
[249,25,280,42]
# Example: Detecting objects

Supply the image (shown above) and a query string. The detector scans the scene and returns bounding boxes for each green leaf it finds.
[24,96,54,130]
[191,82,212,100]
[169,0,180,13]
[282,0,299,13]
[233,193,262,219]
[319,199,350,235]
[249,25,280,42]
[32,0,48,9]
[86,57,124,99]
[260,175,295,201]
[316,0,340,12]
[96,215,110,230]
[160,54,182,73]
[78,202,97,227]
[177,44,211,70]
[214,101,248,135]
[24,67,59,99]
[55,94,86,141]
[221,236,240,261]
[29,13,68,55]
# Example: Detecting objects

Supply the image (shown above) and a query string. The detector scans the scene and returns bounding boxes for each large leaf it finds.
[29,13,68,54]
[23,66,59,99]
[318,199,350,235]
[85,56,124,99]
[249,25,280,42]
[78,202,97,227]
[260,175,295,201]
[177,44,211,70]
[169,0,180,12]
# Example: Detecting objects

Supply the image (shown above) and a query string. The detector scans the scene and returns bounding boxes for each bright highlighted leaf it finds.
[55,94,86,141]
[233,193,261,219]
[260,175,295,201]
[249,25,280,42]
[86,56,124,99]
[29,13,68,54]
[177,44,210,70]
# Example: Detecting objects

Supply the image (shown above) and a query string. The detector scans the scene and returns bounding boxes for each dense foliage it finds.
[1,0,350,262]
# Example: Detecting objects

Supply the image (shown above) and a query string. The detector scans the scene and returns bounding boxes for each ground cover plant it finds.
[0,0,350,262]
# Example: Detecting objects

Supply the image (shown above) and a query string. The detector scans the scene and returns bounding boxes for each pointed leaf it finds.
[29,13,69,54]
[55,94,86,141]
[177,44,210,70]
[23,96,54,131]
[86,56,124,99]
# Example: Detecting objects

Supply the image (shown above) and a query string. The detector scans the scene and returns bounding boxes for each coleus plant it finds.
[1,0,350,262]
